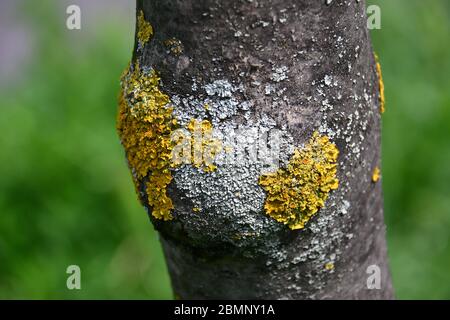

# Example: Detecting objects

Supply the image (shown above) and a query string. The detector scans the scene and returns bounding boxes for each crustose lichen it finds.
[375,53,385,114]
[117,63,177,221]
[372,166,381,183]
[137,10,153,45]
[164,37,184,56]
[117,11,224,222]
[259,132,339,230]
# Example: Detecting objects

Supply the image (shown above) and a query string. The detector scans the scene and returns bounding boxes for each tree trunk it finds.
[119,0,394,299]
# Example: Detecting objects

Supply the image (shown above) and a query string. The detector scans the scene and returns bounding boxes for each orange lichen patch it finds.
[186,118,222,172]
[137,10,153,45]
[164,37,184,56]
[259,132,339,230]
[372,166,381,183]
[375,54,385,114]
[117,63,177,221]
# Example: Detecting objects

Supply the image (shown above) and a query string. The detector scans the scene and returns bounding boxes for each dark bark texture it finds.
[133,0,393,299]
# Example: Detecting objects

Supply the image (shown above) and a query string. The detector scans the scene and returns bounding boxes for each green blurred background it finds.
[0,0,449,299]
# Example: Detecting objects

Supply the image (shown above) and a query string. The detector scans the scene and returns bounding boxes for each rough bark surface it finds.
[131,0,393,299]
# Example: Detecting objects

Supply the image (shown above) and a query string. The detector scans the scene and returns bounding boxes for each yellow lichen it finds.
[117,63,176,221]
[375,53,385,114]
[224,146,233,153]
[186,118,222,172]
[372,166,381,183]
[192,207,200,213]
[259,132,339,230]
[117,63,224,220]
[137,10,153,45]
[164,37,184,56]
[118,13,224,222]
[325,262,335,271]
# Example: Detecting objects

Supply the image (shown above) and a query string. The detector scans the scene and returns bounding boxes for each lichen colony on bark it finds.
[117,0,394,299]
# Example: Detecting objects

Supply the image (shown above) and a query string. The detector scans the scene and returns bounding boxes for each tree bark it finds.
[124,0,393,299]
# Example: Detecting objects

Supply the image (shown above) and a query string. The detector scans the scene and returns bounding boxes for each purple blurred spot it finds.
[0,1,33,86]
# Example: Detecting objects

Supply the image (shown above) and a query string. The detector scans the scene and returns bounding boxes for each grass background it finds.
[0,0,449,299]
